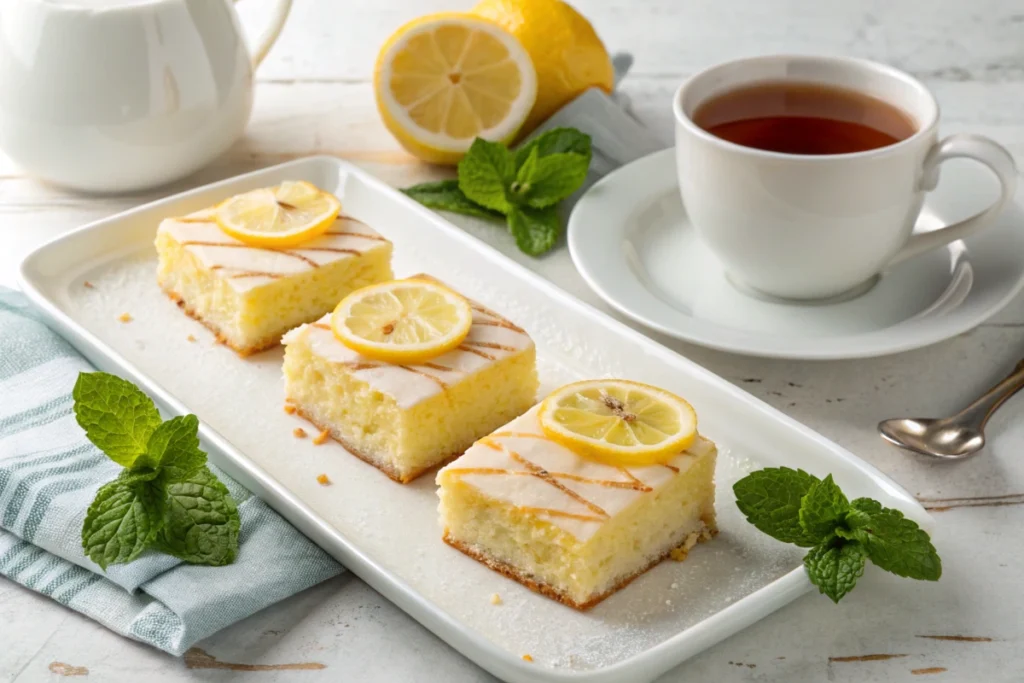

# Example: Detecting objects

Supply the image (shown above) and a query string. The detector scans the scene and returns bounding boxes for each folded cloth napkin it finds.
[0,288,342,655]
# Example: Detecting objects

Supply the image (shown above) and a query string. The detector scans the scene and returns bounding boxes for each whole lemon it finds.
[472,0,614,135]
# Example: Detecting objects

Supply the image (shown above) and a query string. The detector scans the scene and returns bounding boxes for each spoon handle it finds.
[952,359,1024,429]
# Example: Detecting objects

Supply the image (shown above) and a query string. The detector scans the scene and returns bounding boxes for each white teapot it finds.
[0,0,292,192]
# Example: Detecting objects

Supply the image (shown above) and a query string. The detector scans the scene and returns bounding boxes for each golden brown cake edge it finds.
[160,286,280,356]
[442,518,717,611]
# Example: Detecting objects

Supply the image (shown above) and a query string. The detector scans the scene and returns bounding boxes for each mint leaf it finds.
[458,139,515,213]
[119,468,160,484]
[845,503,941,581]
[73,372,162,467]
[158,466,240,566]
[804,541,867,603]
[402,180,504,220]
[140,414,205,482]
[507,205,560,256]
[510,146,540,202]
[838,497,881,538]
[850,497,883,514]
[81,475,163,570]
[798,474,849,540]
[733,467,821,547]
[512,152,590,209]
[514,128,592,169]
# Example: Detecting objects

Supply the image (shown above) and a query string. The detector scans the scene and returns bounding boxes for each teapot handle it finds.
[234,0,293,68]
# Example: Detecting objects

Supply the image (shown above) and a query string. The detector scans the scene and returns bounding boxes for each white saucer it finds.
[568,148,1024,360]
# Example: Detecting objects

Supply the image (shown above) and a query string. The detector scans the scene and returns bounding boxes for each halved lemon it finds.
[537,380,698,466]
[214,181,341,248]
[330,279,474,363]
[374,13,538,165]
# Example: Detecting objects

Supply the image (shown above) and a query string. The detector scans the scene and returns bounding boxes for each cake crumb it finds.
[490,593,502,605]
[83,281,94,289]
[671,582,678,589]
[283,404,297,415]
[670,529,703,562]
[293,428,307,439]
[313,429,330,445]
[665,599,672,606]
[118,313,133,323]
[316,473,331,485]
[670,547,689,562]
[522,654,533,663]
[186,334,197,343]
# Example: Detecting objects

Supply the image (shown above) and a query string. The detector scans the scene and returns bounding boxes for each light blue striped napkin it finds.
[0,288,342,655]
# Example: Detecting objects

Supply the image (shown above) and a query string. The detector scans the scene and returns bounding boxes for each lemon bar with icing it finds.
[281,283,538,483]
[156,209,393,355]
[436,405,717,610]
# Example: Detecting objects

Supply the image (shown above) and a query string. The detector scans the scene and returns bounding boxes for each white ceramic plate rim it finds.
[568,148,1024,360]
[18,156,929,683]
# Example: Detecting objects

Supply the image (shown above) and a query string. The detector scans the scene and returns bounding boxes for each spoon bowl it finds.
[878,359,1024,461]
[879,417,986,460]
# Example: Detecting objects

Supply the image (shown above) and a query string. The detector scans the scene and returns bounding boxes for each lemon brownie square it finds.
[281,286,538,483]
[156,210,393,355]
[436,404,717,610]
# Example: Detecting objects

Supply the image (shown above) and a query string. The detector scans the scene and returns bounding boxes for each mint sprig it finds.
[733,467,941,602]
[402,127,592,256]
[74,372,240,570]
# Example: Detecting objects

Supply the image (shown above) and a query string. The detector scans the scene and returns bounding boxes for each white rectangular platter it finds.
[18,156,930,683]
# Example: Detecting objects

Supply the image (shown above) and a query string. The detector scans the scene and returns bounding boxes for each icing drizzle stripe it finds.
[399,366,448,390]
[324,230,388,242]
[179,241,321,268]
[342,361,382,371]
[463,340,518,353]
[445,466,650,490]
[520,507,605,523]
[422,362,459,373]
[295,246,362,255]
[469,304,525,332]
[473,319,526,333]
[478,438,610,518]
[458,344,496,361]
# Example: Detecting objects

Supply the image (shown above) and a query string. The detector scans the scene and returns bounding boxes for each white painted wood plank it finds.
[240,0,1024,83]
[2,1,1024,681]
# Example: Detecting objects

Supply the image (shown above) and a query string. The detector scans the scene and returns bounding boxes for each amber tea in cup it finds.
[693,82,917,155]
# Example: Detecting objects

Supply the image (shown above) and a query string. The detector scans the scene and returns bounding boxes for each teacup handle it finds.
[233,0,293,68]
[890,134,1018,265]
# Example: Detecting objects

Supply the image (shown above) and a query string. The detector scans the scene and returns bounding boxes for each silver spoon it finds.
[879,359,1024,460]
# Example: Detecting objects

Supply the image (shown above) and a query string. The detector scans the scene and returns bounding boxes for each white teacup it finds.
[673,55,1018,301]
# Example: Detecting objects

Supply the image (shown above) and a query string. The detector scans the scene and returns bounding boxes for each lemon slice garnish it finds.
[374,12,538,165]
[330,279,474,363]
[537,380,698,466]
[214,181,341,248]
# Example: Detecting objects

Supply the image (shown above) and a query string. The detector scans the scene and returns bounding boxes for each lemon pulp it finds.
[538,380,698,465]
[331,279,474,363]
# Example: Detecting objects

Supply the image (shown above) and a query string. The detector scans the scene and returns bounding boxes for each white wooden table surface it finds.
[3,1,1024,681]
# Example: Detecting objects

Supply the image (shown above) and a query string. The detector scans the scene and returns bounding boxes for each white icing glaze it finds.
[282,291,534,410]
[158,207,391,292]
[438,406,714,541]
